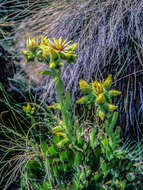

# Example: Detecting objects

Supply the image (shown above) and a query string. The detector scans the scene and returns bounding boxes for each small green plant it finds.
[20,36,143,190]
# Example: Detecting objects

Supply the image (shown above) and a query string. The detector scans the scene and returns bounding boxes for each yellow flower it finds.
[23,103,35,114]
[31,107,36,114]
[39,44,50,58]
[91,80,103,95]
[48,37,76,52]
[103,74,112,90]
[95,93,105,104]
[40,35,49,46]
[79,79,91,93]
[26,37,38,50]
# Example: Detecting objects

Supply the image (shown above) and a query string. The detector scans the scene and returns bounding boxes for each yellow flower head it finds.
[48,37,77,53]
[26,37,39,50]
[79,80,91,93]
[39,44,50,58]
[91,80,103,95]
[40,35,49,46]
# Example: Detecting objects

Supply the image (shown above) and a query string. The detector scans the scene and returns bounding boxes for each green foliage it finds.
[19,37,143,189]
[1,36,143,189]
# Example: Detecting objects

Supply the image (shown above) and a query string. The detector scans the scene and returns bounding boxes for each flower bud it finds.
[58,62,64,67]
[79,80,91,93]
[26,37,39,50]
[31,107,36,114]
[22,50,28,55]
[103,74,112,90]
[103,103,118,112]
[98,110,105,121]
[48,103,61,110]
[95,93,105,104]
[108,90,121,96]
[76,96,88,104]
[49,62,56,69]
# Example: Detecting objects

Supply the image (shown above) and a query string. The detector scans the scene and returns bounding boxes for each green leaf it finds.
[102,137,108,148]
[41,141,48,155]
[78,136,84,146]
[52,125,63,133]
[120,180,127,189]
[40,182,50,190]
[90,128,97,148]
[56,138,69,148]
[92,173,102,182]
[63,90,71,112]
[54,77,64,96]
[74,152,83,165]
[47,145,57,156]
[60,151,68,163]
[110,111,118,128]
[101,163,107,173]
[40,70,54,76]
[126,172,136,182]
[26,160,40,169]
[115,126,121,136]
[53,135,60,144]
[45,157,53,165]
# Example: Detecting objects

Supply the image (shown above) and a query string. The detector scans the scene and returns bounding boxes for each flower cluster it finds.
[22,36,77,70]
[76,75,121,121]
